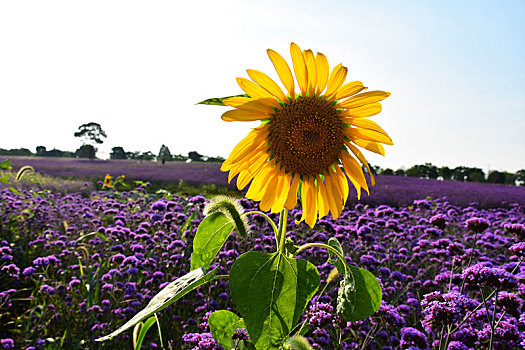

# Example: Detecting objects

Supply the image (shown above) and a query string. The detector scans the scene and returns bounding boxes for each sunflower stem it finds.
[277,209,288,253]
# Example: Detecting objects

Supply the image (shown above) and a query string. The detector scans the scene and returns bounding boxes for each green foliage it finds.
[96,267,217,342]
[158,144,172,162]
[133,316,157,350]
[0,159,12,170]
[229,252,320,349]
[74,122,107,145]
[197,94,249,106]
[110,146,128,160]
[284,335,313,350]
[75,144,97,159]
[336,264,382,321]
[190,212,234,270]
[328,238,382,321]
[208,310,247,349]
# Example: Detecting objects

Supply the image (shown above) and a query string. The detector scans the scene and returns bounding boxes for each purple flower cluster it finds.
[1,174,525,348]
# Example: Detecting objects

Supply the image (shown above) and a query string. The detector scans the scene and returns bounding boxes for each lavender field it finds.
[0,173,525,349]
[7,156,525,208]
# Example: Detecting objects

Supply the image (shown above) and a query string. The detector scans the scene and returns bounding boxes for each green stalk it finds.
[293,242,349,276]
[243,211,278,235]
[278,209,288,253]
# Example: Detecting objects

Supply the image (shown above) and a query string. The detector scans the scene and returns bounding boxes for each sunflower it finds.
[220,42,392,227]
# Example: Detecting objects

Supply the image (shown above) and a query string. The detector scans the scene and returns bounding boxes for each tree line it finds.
[374,162,525,186]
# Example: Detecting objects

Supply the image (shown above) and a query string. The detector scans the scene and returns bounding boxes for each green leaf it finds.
[96,267,217,342]
[190,212,234,271]
[208,310,245,349]
[0,159,12,170]
[0,175,9,184]
[197,94,250,106]
[327,237,345,274]
[337,264,382,322]
[229,252,320,350]
[134,316,157,350]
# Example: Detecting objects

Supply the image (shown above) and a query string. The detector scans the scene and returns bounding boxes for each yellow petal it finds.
[223,96,279,112]
[347,137,385,156]
[325,170,343,219]
[338,91,391,109]
[236,151,269,190]
[339,103,382,118]
[271,171,291,213]
[300,177,318,228]
[267,48,295,98]
[221,109,269,122]
[334,81,366,100]
[284,175,300,210]
[346,142,375,186]
[236,77,275,100]
[325,64,347,98]
[340,151,368,194]
[222,127,268,169]
[246,163,275,201]
[290,42,308,97]
[347,118,391,140]
[260,170,280,212]
[246,69,288,102]
[335,165,350,204]
[345,126,393,145]
[316,175,329,219]
[303,49,317,97]
[315,52,329,95]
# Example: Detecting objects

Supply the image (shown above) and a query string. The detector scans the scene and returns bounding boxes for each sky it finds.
[0,0,524,172]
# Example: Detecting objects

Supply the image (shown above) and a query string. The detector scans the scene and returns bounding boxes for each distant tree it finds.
[206,156,225,163]
[158,145,172,163]
[516,169,525,186]
[439,166,453,180]
[188,151,203,162]
[487,170,505,184]
[75,144,97,159]
[467,168,485,183]
[36,146,47,156]
[394,168,406,176]
[504,172,516,186]
[46,149,65,157]
[406,165,423,178]
[381,168,394,175]
[0,148,32,156]
[452,166,468,182]
[172,154,188,161]
[110,147,127,160]
[424,163,439,179]
[139,151,155,161]
[74,122,107,145]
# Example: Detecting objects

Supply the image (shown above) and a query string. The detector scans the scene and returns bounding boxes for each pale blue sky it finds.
[0,0,523,172]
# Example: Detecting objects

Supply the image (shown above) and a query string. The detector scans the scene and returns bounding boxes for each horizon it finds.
[1,0,524,172]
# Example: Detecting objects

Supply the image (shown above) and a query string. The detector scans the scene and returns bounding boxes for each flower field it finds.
[1,176,524,349]
[7,156,525,208]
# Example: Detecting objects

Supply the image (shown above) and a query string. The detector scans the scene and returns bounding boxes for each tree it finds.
[394,168,406,176]
[406,165,423,178]
[158,145,172,162]
[110,147,127,160]
[75,144,97,159]
[516,169,525,186]
[487,170,505,184]
[439,166,453,180]
[188,151,203,162]
[380,168,394,175]
[74,122,107,145]
[36,146,47,156]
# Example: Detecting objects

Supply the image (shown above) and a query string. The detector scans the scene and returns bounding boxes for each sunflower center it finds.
[268,97,344,177]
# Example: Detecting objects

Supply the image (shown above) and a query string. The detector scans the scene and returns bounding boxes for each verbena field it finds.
[1,157,525,349]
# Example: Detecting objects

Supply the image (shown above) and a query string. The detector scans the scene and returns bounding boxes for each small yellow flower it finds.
[103,174,112,188]
[221,43,392,227]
